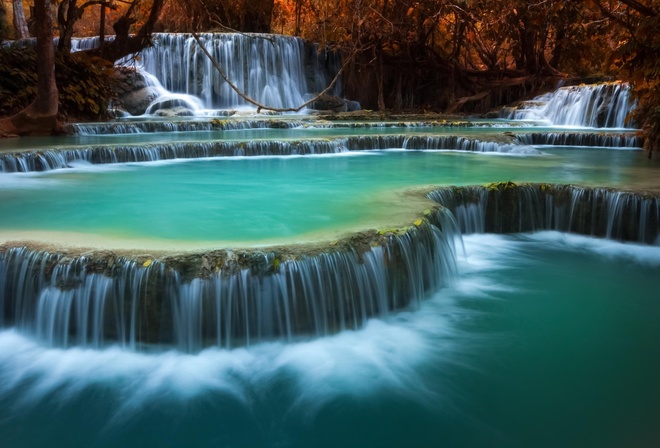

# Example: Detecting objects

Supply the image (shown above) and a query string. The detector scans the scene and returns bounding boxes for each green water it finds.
[0,148,654,242]
[1,233,658,447]
[1,117,659,447]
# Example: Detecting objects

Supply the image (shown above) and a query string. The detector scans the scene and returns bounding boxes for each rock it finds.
[153,106,195,117]
[146,97,199,116]
[113,67,162,116]
[304,94,361,112]
[121,87,162,116]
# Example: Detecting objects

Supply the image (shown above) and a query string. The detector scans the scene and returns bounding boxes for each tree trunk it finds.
[12,0,29,39]
[57,0,81,53]
[97,0,164,62]
[99,3,105,49]
[28,0,58,116]
[375,42,386,111]
[0,0,59,136]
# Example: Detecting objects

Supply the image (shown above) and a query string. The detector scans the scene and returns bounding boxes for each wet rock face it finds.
[114,67,161,116]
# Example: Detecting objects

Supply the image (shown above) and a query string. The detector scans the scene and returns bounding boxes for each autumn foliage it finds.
[1,0,659,154]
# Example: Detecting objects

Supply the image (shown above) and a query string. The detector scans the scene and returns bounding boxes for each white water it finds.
[127,33,340,112]
[15,235,660,448]
[0,221,458,350]
[506,83,636,128]
[429,184,660,244]
[0,135,539,173]
[0,233,514,411]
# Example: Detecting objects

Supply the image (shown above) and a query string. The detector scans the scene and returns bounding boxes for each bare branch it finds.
[79,1,117,11]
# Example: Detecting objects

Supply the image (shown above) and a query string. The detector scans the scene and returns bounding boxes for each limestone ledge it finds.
[1,182,659,284]
[0,189,442,282]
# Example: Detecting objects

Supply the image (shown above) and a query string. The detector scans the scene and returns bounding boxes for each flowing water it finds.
[0,147,654,244]
[128,33,340,110]
[0,233,659,447]
[1,34,659,447]
[502,82,636,128]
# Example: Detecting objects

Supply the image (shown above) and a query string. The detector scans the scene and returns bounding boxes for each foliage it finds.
[158,0,274,32]
[268,0,623,110]
[0,47,117,120]
[5,0,658,136]
[0,3,9,42]
[591,0,660,157]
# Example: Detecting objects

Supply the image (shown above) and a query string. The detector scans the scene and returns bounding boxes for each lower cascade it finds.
[1,184,658,352]
[0,221,459,351]
[428,183,660,244]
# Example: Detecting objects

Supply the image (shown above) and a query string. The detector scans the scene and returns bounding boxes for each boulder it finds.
[114,67,162,116]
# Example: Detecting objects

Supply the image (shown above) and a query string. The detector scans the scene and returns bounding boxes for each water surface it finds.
[0,148,655,245]
[1,233,658,447]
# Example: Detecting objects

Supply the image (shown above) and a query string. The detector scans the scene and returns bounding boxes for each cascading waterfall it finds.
[514,132,642,148]
[503,83,636,128]
[0,140,348,173]
[3,182,656,352]
[64,119,518,135]
[66,118,307,134]
[428,183,660,244]
[0,221,459,351]
[0,135,535,173]
[123,33,341,110]
[3,27,660,448]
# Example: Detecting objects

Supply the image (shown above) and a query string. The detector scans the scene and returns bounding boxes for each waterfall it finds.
[428,183,660,244]
[1,182,657,352]
[120,33,341,110]
[0,222,459,351]
[65,118,307,134]
[0,140,349,172]
[0,136,535,173]
[514,132,643,148]
[503,83,636,128]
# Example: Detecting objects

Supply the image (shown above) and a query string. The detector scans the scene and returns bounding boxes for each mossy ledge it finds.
[1,183,658,350]
[0,217,457,350]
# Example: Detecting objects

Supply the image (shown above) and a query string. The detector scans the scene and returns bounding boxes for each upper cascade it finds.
[119,33,342,111]
[8,34,345,115]
[503,82,636,129]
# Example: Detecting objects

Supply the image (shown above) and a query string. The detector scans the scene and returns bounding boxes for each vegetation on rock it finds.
[0,47,117,121]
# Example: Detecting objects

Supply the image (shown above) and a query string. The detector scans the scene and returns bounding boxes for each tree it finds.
[12,0,29,39]
[0,0,59,136]
[0,2,10,41]
[159,0,274,33]
[54,0,164,62]
[590,0,660,158]
[57,0,114,53]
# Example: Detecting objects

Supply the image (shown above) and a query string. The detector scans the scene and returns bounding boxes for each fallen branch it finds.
[447,90,489,114]
[191,32,355,113]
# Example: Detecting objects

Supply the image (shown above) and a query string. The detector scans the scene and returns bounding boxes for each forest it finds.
[0,0,659,155]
